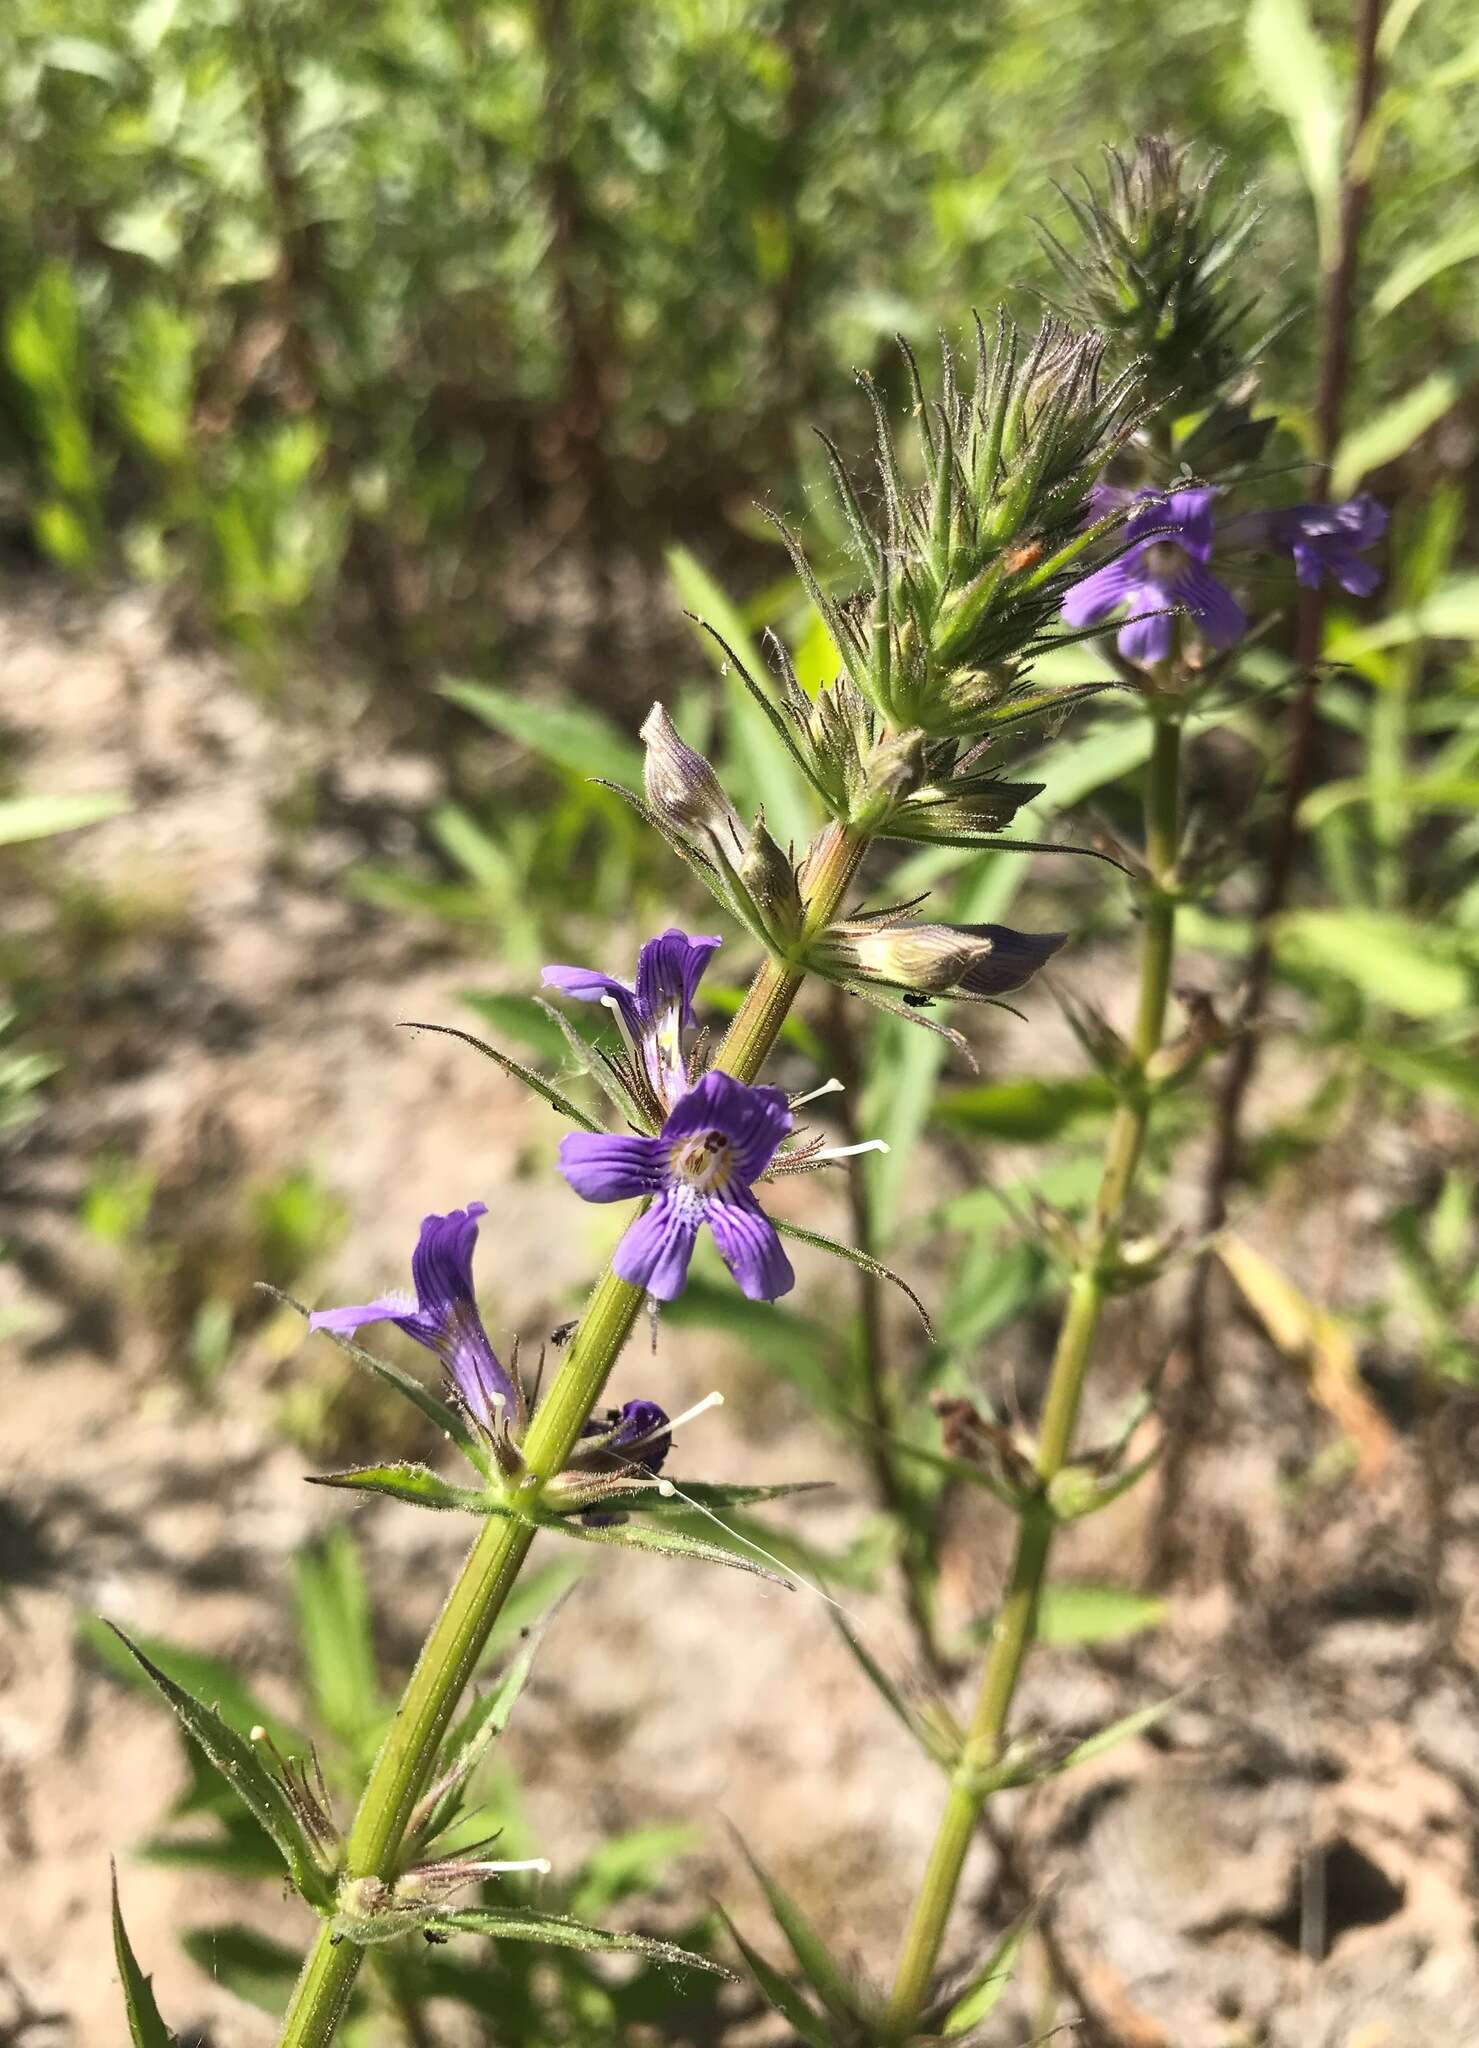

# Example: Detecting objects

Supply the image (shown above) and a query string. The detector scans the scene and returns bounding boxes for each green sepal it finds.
[542,1513,795,1585]
[112,1865,178,2047]
[1046,1444,1160,1522]
[421,1905,732,1975]
[830,1613,960,1769]
[771,1217,934,1338]
[716,1905,834,2048]
[104,1626,335,1911]
[396,1018,603,1132]
[306,1462,501,1514]
[1048,1694,1180,1777]
[934,1901,1038,2036]
[263,1285,487,1475]
[729,1826,867,2026]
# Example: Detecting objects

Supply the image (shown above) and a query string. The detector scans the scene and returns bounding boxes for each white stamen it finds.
[491,1857,552,1876]
[661,1389,724,1435]
[807,1139,891,1164]
[600,992,641,1065]
[789,1076,845,1108]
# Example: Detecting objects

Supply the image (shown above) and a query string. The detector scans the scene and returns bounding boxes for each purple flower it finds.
[1261,493,1387,595]
[1063,486,1246,664]
[543,928,721,1120]
[578,1398,672,1476]
[558,1069,795,1303]
[309,1204,521,1433]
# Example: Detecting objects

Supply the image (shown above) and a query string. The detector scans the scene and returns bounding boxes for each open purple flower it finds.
[543,928,721,1122]
[577,1398,672,1475]
[1260,493,1387,595]
[557,1069,794,1302]
[308,1204,521,1433]
[1063,486,1246,664]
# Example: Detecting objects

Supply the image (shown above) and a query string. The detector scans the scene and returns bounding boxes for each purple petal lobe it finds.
[633,929,722,1029]
[957,925,1068,996]
[612,1193,700,1300]
[1174,562,1247,648]
[1118,607,1175,666]
[541,963,641,1036]
[707,1189,795,1301]
[558,1132,666,1203]
[661,1070,793,1183]
[308,1293,414,1337]
[1062,556,1137,628]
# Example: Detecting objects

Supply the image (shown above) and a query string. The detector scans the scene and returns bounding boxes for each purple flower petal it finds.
[612,1192,700,1300]
[633,929,722,1030]
[557,1132,667,1202]
[1117,606,1176,665]
[661,1070,793,1183]
[540,963,642,1037]
[956,925,1069,996]
[1062,556,1138,628]
[1172,562,1247,648]
[311,1204,518,1431]
[707,1189,794,1301]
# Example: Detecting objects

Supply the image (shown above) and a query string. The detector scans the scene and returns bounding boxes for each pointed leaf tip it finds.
[112,1865,177,2047]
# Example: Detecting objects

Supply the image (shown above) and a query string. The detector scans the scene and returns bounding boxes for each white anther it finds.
[789,1076,845,1108]
[807,1139,891,1164]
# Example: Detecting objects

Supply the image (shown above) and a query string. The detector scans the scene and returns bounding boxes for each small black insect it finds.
[903,992,934,1009]
[550,1318,580,1347]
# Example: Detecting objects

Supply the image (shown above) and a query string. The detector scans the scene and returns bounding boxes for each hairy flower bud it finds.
[640,702,742,847]
[737,812,804,945]
[1042,135,1261,416]
[816,918,1066,1003]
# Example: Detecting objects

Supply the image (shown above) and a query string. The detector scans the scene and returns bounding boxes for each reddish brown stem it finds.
[1150,0,1385,1583]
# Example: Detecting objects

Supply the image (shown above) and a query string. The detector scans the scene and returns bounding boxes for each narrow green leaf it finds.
[716,1907,834,2048]
[292,1529,383,1751]
[1274,908,1474,1018]
[104,1626,331,1907]
[112,1866,177,2048]
[431,1906,731,1974]
[460,991,604,1065]
[79,1615,300,1753]
[263,1285,485,1469]
[545,1513,795,1585]
[1050,1694,1179,1777]
[730,1829,863,2023]
[772,1217,934,1338]
[1373,220,1479,317]
[939,1902,1038,2036]
[0,790,129,845]
[1248,0,1342,265]
[935,1074,1115,1140]
[441,679,643,783]
[306,1462,496,1514]
[1331,371,1460,496]
[1035,1582,1166,1645]
[593,1479,829,1515]
[1356,1039,1479,1110]
[1333,572,1479,653]
[831,1613,951,1765]
[398,1019,602,1131]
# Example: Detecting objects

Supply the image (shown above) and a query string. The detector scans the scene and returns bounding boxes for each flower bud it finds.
[737,812,804,945]
[639,702,741,845]
[816,919,1066,1003]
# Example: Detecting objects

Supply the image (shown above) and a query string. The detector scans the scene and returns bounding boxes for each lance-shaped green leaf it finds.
[262,1285,485,1471]
[104,1626,334,1909]
[398,1018,603,1131]
[772,1217,934,1338]
[541,1512,795,1586]
[112,1865,177,2048]
[441,678,644,784]
[730,1827,865,2026]
[427,1905,732,1974]
[935,1901,1038,2037]
[546,1477,829,1518]
[830,1613,959,1769]
[1046,1695,1180,1779]
[717,1906,834,2048]
[306,1462,501,1515]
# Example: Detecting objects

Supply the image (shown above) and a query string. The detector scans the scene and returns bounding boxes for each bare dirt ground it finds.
[3,576,1478,2047]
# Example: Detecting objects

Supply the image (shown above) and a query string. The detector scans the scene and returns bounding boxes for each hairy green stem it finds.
[275,823,865,2048]
[885,713,1182,2035]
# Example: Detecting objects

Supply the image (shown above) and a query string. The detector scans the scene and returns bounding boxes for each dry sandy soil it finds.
[3,577,1478,2047]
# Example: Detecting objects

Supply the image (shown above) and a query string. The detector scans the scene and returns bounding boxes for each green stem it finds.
[885,714,1182,2036]
[276,824,866,2048]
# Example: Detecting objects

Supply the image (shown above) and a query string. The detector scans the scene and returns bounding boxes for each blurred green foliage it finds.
[2,0,1476,658]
